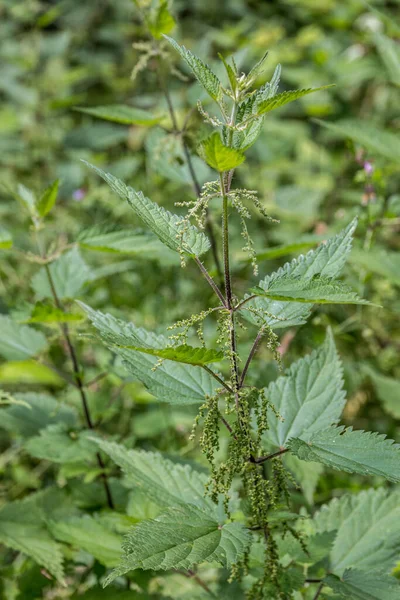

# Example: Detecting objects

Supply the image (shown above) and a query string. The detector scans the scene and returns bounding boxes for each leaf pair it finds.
[9,179,59,219]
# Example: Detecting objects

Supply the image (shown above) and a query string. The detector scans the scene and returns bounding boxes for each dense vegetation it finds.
[0,1,399,598]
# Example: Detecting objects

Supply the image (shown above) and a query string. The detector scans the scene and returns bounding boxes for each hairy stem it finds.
[219,412,236,438]
[233,294,258,312]
[239,327,264,388]
[39,255,114,509]
[202,365,233,394]
[159,68,223,282]
[220,173,233,309]
[194,257,227,307]
[219,107,241,410]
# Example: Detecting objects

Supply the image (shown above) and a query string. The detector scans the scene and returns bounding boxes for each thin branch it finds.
[38,359,79,389]
[233,294,258,312]
[84,371,108,388]
[202,365,233,394]
[160,71,223,282]
[239,327,264,388]
[254,449,289,464]
[181,136,223,283]
[176,569,217,598]
[194,257,227,307]
[219,412,236,438]
[42,260,114,509]
[313,582,325,600]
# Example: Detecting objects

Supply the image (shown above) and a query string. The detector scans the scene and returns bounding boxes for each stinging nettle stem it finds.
[41,257,114,509]
[239,327,265,388]
[194,257,227,307]
[158,63,223,283]
[220,172,233,309]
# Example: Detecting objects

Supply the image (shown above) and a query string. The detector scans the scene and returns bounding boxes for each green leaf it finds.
[49,515,122,567]
[83,162,210,257]
[250,275,371,305]
[284,454,323,505]
[164,36,222,102]
[314,488,400,574]
[315,119,400,163]
[246,50,269,85]
[25,423,98,464]
[36,179,59,217]
[14,183,37,214]
[148,0,175,39]
[255,236,321,261]
[32,247,92,300]
[374,32,400,87]
[218,53,238,92]
[325,569,400,600]
[364,367,400,419]
[104,504,250,585]
[232,64,281,150]
[79,304,220,404]
[0,360,63,387]
[243,218,357,329]
[75,105,162,126]
[0,389,31,407]
[146,127,211,186]
[288,426,400,483]
[0,226,12,249]
[0,392,77,437]
[262,330,345,447]
[95,439,214,512]
[78,227,168,256]
[350,248,400,287]
[278,530,336,565]
[0,496,64,582]
[0,316,47,360]
[111,343,224,366]
[256,85,334,116]
[25,302,83,323]
[199,132,245,172]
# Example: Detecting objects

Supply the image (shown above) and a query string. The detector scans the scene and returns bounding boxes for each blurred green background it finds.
[0,0,399,597]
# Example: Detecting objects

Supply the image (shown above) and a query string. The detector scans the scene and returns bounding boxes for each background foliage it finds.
[0,0,399,598]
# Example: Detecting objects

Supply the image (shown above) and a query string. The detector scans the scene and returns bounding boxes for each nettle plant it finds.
[1,24,400,600]
[77,39,400,598]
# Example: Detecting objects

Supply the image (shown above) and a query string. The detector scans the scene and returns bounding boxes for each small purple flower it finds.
[72,188,86,202]
[363,161,373,175]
